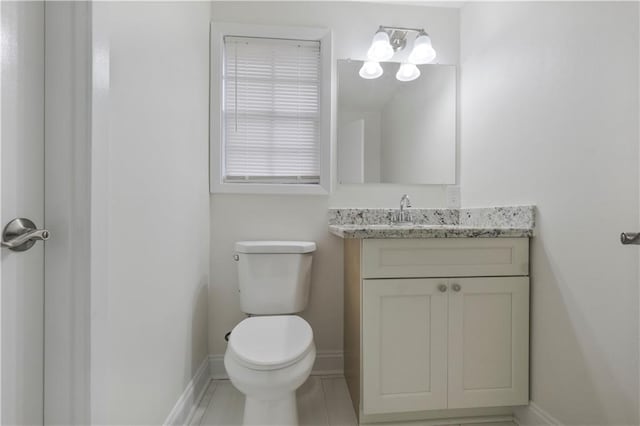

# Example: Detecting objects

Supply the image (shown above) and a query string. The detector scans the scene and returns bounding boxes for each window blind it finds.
[223,36,322,184]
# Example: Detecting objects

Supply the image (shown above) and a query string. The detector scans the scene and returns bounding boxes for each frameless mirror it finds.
[337,60,456,184]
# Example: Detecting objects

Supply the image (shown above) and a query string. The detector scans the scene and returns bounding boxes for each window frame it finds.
[210,22,332,195]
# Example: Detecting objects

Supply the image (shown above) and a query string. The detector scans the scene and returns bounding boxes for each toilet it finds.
[224,240,317,426]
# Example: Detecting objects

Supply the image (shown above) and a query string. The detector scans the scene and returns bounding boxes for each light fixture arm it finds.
[375,26,429,53]
[378,25,427,34]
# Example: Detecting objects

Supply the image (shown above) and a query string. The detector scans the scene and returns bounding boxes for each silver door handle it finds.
[621,232,640,245]
[1,218,50,252]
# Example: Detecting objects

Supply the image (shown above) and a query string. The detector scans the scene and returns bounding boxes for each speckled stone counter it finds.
[328,206,535,239]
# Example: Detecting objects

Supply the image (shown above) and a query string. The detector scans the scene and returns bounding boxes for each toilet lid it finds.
[227,316,314,371]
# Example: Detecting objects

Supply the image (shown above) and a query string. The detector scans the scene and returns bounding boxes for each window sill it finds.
[211,182,329,195]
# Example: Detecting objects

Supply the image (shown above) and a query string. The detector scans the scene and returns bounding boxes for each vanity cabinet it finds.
[344,238,530,423]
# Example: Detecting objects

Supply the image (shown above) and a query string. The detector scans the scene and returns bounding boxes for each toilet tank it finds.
[234,241,316,315]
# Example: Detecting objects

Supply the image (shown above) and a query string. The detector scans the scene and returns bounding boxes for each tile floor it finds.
[189,375,516,426]
[191,375,358,426]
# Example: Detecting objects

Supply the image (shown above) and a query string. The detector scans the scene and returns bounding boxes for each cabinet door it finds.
[362,278,448,414]
[448,277,529,408]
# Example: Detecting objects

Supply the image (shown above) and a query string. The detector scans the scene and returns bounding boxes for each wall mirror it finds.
[337,60,456,185]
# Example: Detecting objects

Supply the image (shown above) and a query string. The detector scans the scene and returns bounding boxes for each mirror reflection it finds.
[337,60,456,185]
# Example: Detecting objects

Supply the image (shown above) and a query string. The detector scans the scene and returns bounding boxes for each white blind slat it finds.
[223,35,321,184]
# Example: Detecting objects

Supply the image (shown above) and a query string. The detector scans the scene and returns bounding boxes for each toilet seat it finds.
[227,315,314,371]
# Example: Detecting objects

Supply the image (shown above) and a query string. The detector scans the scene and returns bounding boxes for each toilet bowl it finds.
[224,315,315,426]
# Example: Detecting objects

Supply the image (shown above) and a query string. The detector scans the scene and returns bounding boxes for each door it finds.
[1,1,46,424]
[362,278,448,414]
[447,277,529,409]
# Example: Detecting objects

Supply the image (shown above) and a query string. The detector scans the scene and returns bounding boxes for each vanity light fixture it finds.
[359,61,384,79]
[361,26,437,81]
[408,30,437,64]
[396,63,421,82]
[367,28,395,62]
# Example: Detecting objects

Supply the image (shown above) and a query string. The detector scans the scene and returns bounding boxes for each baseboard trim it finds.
[209,350,344,379]
[210,354,227,380]
[514,402,563,426]
[164,357,211,426]
[311,350,344,376]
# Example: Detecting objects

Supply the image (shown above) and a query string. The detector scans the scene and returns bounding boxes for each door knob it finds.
[1,218,50,252]
[621,232,640,245]
[437,284,447,292]
[452,283,461,292]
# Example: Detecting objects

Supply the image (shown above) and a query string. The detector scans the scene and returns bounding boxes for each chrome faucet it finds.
[392,194,413,224]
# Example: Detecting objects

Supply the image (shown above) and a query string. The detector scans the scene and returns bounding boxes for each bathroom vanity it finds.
[329,206,534,425]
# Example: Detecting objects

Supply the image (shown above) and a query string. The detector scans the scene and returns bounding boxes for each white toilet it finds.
[224,240,317,426]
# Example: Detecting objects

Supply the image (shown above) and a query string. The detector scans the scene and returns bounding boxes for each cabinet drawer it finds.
[362,238,529,278]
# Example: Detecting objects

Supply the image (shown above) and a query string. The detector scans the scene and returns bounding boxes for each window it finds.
[211,24,331,194]
[223,36,321,184]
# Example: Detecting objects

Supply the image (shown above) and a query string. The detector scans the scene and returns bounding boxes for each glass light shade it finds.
[396,63,420,82]
[408,33,437,64]
[367,30,394,62]
[359,61,384,79]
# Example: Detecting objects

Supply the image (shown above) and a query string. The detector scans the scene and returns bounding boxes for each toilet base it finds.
[243,393,297,426]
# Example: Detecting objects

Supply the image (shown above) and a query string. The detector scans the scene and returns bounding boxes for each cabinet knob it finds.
[438,284,447,292]
[452,283,461,292]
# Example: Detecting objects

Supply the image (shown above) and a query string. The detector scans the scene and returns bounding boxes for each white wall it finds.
[91,2,211,424]
[209,1,460,360]
[460,2,639,424]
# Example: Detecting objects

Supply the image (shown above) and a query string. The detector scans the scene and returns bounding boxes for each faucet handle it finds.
[400,194,412,208]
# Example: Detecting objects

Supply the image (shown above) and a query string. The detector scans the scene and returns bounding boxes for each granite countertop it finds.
[328,206,535,239]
